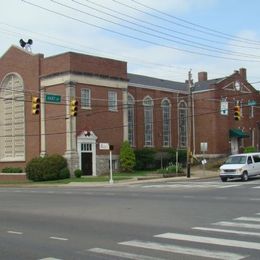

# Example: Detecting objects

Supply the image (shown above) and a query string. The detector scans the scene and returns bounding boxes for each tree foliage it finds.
[119,141,136,172]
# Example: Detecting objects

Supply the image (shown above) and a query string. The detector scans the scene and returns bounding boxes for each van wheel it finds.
[241,172,248,182]
[221,177,227,182]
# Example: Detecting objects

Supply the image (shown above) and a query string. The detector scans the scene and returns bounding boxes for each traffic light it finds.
[32,96,40,115]
[234,105,241,121]
[70,99,78,116]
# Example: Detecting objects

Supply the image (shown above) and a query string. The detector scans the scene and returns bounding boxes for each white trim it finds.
[77,131,97,176]
[41,73,127,89]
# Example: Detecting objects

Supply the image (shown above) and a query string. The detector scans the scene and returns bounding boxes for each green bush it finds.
[243,146,257,153]
[119,141,136,172]
[74,169,82,178]
[157,163,183,174]
[1,167,23,173]
[26,154,68,181]
[59,168,70,179]
[134,148,156,170]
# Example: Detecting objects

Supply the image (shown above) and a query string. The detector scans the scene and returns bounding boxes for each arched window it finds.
[0,74,25,161]
[143,96,153,146]
[161,98,171,147]
[127,93,135,146]
[178,101,187,148]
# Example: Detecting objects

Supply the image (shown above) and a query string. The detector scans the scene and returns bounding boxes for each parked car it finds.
[219,153,260,182]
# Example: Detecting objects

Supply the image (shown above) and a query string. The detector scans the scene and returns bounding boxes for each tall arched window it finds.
[127,93,135,146]
[161,98,171,147]
[143,96,153,146]
[178,101,187,148]
[0,74,25,161]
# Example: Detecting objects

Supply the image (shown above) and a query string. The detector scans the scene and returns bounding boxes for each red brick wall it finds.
[76,83,124,154]
[0,46,43,169]
[44,84,67,155]
[41,52,127,80]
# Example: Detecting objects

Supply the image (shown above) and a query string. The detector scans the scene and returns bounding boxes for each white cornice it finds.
[41,73,128,89]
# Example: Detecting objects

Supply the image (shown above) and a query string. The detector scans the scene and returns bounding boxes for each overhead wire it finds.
[49,0,260,60]
[81,0,260,51]
[21,0,260,63]
[124,0,260,45]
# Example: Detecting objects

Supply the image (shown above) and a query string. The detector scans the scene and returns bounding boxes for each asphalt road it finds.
[0,177,260,259]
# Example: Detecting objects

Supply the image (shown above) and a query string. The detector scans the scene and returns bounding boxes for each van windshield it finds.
[225,156,246,164]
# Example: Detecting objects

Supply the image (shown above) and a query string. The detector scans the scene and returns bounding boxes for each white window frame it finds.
[0,73,25,162]
[143,96,153,147]
[81,88,91,109]
[108,91,118,111]
[127,93,135,146]
[161,98,171,147]
[178,100,188,148]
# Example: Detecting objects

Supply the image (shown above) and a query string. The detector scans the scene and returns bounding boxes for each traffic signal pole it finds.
[186,70,193,178]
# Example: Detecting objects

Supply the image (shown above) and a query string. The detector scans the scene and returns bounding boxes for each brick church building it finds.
[0,45,260,175]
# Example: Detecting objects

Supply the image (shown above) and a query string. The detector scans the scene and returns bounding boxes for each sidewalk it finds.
[65,168,219,187]
[0,168,219,188]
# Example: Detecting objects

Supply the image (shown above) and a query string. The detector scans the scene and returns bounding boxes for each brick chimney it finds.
[239,68,247,81]
[198,71,208,82]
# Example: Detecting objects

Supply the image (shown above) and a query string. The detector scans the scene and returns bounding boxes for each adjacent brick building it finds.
[0,46,259,175]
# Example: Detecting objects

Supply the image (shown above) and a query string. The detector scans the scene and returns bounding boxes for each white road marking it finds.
[218,184,241,188]
[49,236,68,241]
[192,227,260,237]
[214,221,260,229]
[252,186,260,189]
[119,240,246,260]
[89,248,165,260]
[7,231,23,235]
[39,258,63,260]
[155,232,260,250]
[235,217,260,222]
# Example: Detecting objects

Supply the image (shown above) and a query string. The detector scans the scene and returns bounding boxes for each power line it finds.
[50,0,260,60]
[127,0,260,45]
[21,0,260,63]
[81,0,260,51]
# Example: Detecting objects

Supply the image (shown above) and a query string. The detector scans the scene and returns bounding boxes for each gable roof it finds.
[193,78,226,92]
[128,73,188,92]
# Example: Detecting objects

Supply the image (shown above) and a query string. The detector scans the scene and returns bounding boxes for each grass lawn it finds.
[0,170,159,185]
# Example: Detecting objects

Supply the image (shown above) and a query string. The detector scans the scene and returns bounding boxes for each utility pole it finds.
[186,70,192,178]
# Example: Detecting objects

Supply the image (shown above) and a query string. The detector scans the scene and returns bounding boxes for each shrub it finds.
[243,146,256,153]
[26,154,68,181]
[119,141,136,172]
[59,167,70,179]
[134,148,156,170]
[1,167,23,173]
[74,169,82,178]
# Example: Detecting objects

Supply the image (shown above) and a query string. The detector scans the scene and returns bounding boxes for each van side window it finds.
[247,156,253,164]
[253,155,260,163]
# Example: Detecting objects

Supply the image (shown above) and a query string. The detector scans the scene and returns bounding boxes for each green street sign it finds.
[45,93,61,103]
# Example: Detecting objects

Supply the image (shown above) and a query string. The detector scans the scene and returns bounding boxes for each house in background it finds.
[0,45,259,175]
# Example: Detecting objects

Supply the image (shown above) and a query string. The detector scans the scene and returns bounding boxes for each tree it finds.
[119,141,136,172]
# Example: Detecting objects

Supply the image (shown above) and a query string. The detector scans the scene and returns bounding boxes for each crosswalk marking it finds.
[214,221,260,229]
[119,240,246,260]
[192,227,260,237]
[235,217,260,222]
[154,232,260,250]
[142,183,241,189]
[89,248,165,260]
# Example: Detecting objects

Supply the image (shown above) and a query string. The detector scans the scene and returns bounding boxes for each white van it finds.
[219,153,260,182]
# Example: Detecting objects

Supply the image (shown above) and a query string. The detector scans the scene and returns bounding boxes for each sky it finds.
[1,0,260,87]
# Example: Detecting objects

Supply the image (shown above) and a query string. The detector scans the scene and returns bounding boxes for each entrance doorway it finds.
[77,131,97,176]
[81,153,92,176]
